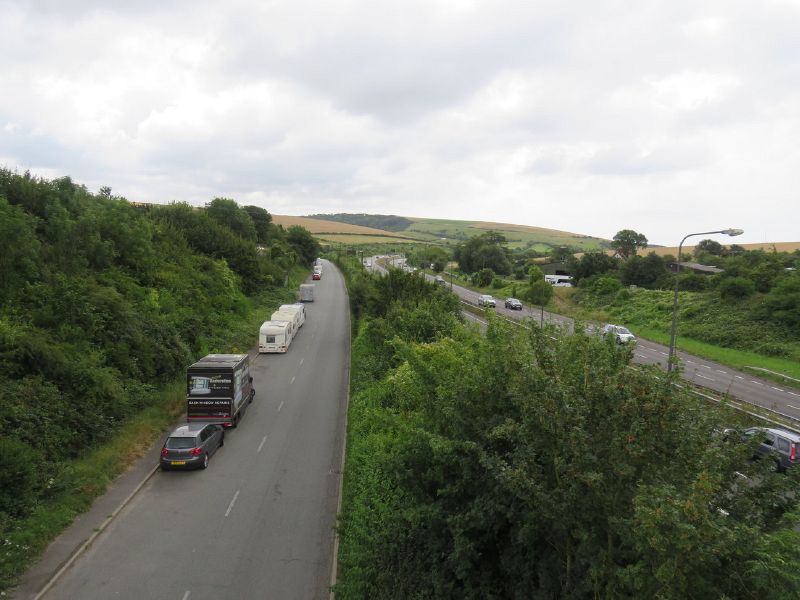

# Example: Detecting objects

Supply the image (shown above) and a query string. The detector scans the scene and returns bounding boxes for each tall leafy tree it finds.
[207,197,257,241]
[613,229,648,259]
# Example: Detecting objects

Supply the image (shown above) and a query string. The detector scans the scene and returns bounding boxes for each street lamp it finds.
[667,228,743,372]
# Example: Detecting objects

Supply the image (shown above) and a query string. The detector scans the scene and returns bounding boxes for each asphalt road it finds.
[401,264,799,421]
[41,260,350,600]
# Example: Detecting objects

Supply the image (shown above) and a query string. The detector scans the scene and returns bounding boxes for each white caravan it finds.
[259,320,293,353]
[278,303,306,328]
[271,309,302,336]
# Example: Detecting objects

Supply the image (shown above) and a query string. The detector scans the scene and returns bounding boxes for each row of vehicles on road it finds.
[162,353,256,470]
[161,265,324,471]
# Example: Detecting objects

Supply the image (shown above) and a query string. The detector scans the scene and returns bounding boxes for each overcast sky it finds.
[1,0,798,245]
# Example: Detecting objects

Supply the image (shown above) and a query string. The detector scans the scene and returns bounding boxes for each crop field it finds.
[638,241,800,257]
[316,234,423,245]
[272,215,407,237]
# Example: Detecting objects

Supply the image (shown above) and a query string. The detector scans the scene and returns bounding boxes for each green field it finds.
[305,214,610,252]
[402,218,607,251]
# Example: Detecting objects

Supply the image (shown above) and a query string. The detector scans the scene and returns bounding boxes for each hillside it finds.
[297,213,610,251]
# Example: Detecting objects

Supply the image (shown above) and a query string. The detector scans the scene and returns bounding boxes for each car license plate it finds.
[171,461,186,466]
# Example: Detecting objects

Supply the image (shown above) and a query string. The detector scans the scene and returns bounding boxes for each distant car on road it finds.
[434,275,446,285]
[160,423,224,470]
[478,294,496,308]
[601,324,636,344]
[312,272,321,280]
[504,298,523,310]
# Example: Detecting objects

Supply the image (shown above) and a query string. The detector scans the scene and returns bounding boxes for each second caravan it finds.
[271,308,303,335]
[277,303,306,328]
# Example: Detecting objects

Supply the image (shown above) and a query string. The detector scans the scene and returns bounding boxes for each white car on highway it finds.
[478,294,496,308]
[601,324,636,344]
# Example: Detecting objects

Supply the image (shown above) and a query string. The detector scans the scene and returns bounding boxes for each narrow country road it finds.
[40,259,350,600]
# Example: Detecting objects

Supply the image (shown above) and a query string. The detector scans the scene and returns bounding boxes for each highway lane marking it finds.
[636,353,648,359]
[788,405,800,411]
[789,391,800,397]
[696,374,715,381]
[701,365,711,369]
[300,358,305,366]
[735,375,744,380]
[278,400,285,412]
[224,490,240,517]
[715,370,727,374]
[658,351,668,356]
[290,376,296,385]
[257,435,268,453]
[182,591,191,600]
[750,381,764,386]
[686,360,696,364]
[772,387,785,392]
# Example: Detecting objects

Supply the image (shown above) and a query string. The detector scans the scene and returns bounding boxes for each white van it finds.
[278,303,306,328]
[259,320,293,353]
[271,309,302,336]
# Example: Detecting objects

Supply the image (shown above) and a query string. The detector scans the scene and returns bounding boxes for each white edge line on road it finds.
[290,376,295,385]
[257,435,267,453]
[33,463,161,600]
[696,374,714,381]
[224,490,240,517]
[182,591,191,600]
[278,400,284,412]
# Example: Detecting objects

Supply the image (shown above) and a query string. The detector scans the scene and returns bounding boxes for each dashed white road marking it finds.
[636,353,648,359]
[788,391,800,397]
[750,381,764,386]
[182,591,191,600]
[290,376,296,385]
[772,387,785,392]
[686,360,696,365]
[701,365,711,369]
[257,435,268,453]
[658,351,668,356]
[735,376,744,380]
[715,369,727,374]
[696,374,714,381]
[224,490,241,517]
[278,400,284,412]
[299,358,305,366]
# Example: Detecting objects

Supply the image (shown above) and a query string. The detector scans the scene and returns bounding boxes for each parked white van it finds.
[259,320,293,353]
[278,303,306,328]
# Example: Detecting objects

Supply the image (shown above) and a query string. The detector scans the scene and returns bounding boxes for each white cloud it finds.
[0,0,798,243]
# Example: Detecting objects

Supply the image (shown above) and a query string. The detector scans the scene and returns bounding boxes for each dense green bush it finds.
[336,273,800,598]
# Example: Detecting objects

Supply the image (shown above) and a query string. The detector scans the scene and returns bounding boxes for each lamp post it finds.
[667,228,743,372]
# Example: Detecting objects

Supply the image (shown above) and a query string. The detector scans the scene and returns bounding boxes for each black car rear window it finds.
[166,436,198,449]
